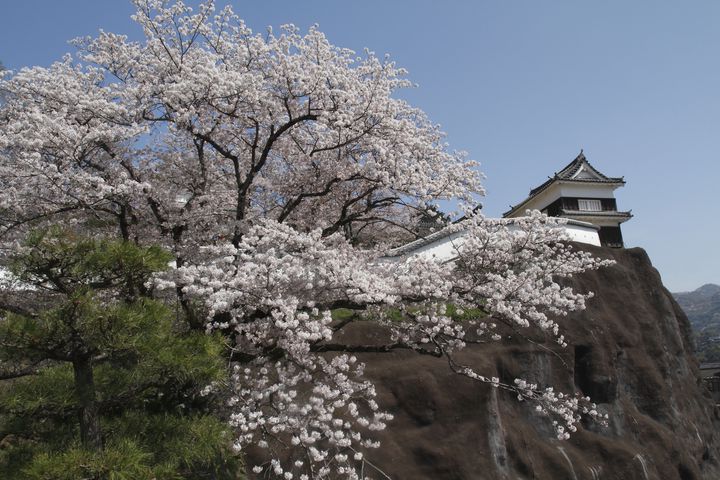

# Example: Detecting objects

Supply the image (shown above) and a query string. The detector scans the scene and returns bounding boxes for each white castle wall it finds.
[563,221,602,246]
[386,219,600,263]
[506,182,622,218]
[558,183,618,199]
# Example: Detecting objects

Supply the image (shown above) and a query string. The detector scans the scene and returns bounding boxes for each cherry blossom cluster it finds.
[451,211,614,343]
[232,356,391,480]
[1,0,482,252]
[163,220,400,477]
[0,1,615,478]
[164,212,613,477]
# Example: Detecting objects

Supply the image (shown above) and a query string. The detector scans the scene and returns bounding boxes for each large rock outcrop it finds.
[332,246,720,479]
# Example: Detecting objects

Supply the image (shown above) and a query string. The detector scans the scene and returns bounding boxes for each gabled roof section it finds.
[503,151,625,217]
[528,151,624,196]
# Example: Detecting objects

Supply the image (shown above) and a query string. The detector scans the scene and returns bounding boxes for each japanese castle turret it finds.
[503,152,632,248]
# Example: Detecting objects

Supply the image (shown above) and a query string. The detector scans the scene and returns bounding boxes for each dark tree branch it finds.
[310,342,441,356]
[0,363,42,380]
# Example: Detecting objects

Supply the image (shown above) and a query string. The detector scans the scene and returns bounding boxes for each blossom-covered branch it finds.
[0,1,613,478]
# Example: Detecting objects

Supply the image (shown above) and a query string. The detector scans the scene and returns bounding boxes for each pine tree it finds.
[0,228,241,479]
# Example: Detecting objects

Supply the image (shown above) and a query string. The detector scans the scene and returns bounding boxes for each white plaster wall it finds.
[558,183,619,199]
[507,182,623,217]
[398,231,466,263]
[563,223,601,246]
[529,186,562,212]
[388,221,601,262]
[508,184,561,216]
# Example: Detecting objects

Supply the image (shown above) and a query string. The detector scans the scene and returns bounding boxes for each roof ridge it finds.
[555,151,587,178]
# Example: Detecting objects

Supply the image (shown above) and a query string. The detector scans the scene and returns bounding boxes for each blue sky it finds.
[1,0,718,292]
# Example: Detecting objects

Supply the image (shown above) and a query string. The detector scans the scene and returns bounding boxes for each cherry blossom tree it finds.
[0,1,611,478]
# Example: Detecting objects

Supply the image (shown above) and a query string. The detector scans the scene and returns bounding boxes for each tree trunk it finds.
[174,253,203,330]
[72,356,102,450]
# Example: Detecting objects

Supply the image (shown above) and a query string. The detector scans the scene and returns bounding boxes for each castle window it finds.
[578,199,602,212]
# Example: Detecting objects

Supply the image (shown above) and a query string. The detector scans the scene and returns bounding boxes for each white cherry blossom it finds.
[0,1,612,478]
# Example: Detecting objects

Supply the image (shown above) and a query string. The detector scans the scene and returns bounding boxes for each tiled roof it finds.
[561,210,632,218]
[504,152,625,217]
[528,152,624,195]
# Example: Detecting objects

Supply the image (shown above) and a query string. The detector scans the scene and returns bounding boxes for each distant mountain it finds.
[673,284,720,363]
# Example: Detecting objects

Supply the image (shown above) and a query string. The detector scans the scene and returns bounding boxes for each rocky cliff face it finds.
[330,246,720,480]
